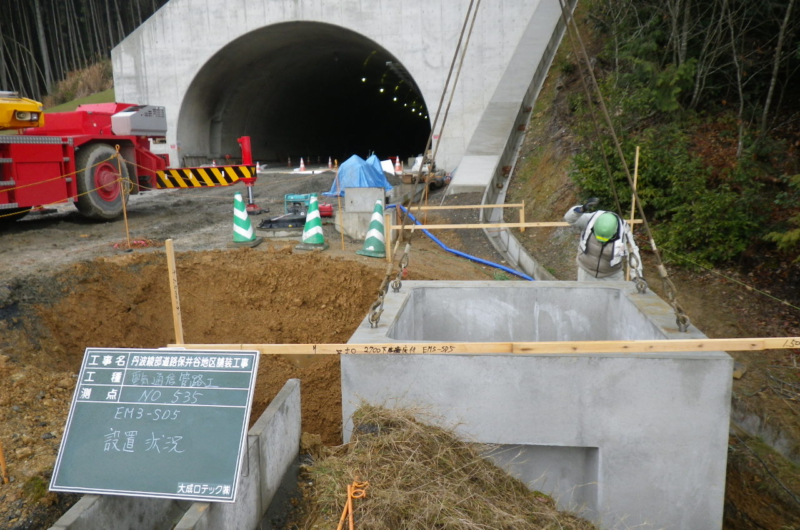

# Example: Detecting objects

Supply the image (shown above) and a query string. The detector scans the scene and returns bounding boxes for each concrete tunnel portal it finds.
[177,22,432,167]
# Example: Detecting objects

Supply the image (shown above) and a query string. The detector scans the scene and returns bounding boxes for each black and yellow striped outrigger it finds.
[155,165,256,189]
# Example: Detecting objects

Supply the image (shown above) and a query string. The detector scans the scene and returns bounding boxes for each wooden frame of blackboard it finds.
[50,347,259,503]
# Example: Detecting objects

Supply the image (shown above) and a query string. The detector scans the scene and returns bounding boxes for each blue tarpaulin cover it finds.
[323,154,393,197]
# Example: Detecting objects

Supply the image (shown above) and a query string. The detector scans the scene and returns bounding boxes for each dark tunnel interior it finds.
[177,22,432,166]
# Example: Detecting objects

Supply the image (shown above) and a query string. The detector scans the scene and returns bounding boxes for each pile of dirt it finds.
[0,232,493,528]
[303,405,597,530]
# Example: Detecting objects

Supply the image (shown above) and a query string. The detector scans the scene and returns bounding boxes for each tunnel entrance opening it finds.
[177,22,431,167]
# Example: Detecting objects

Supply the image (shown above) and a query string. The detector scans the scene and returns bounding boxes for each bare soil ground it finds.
[0,172,500,529]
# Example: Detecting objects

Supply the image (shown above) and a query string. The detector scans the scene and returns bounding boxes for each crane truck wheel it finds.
[75,143,129,220]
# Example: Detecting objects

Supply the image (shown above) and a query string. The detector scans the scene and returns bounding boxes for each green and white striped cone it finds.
[295,196,329,251]
[356,199,386,258]
[230,192,262,247]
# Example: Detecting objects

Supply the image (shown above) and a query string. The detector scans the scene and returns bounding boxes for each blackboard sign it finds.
[50,348,259,502]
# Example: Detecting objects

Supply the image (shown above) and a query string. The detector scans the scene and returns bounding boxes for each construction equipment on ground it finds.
[0,96,258,221]
[0,91,45,131]
[284,193,333,217]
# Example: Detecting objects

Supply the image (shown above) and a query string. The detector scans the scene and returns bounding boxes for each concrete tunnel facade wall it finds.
[112,0,544,170]
[345,281,733,529]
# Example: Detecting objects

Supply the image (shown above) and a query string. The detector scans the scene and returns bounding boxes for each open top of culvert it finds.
[177,21,432,165]
[381,282,689,343]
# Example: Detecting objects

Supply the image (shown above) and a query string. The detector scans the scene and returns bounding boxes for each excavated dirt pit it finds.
[0,246,405,527]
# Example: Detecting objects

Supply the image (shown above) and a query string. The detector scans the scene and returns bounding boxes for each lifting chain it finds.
[391,271,403,293]
[368,242,414,327]
[368,264,394,328]
[368,295,384,328]
[391,244,411,293]
[399,243,411,270]
[658,264,691,332]
[626,247,648,294]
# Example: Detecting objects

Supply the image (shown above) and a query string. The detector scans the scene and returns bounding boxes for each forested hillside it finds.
[0,0,169,101]
[567,0,800,265]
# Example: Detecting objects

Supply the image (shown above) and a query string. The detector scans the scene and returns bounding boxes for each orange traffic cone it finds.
[328,156,332,169]
[394,156,402,174]
[300,157,306,172]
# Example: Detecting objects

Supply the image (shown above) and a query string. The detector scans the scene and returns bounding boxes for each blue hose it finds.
[390,204,534,281]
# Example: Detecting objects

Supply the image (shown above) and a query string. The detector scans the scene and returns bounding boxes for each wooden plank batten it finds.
[174,337,800,355]
[391,220,643,230]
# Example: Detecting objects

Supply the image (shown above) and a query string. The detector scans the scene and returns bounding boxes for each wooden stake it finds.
[336,172,345,251]
[385,212,392,263]
[118,155,132,251]
[627,146,640,281]
[519,200,526,233]
[165,239,184,345]
[0,438,9,484]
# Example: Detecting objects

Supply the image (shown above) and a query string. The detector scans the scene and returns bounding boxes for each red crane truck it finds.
[0,95,257,221]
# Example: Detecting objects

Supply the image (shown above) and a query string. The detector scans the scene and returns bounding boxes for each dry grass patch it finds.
[303,405,596,530]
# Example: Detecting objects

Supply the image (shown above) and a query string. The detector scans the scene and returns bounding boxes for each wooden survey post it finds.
[165,239,184,344]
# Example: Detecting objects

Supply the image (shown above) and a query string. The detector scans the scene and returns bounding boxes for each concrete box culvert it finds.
[344,281,732,529]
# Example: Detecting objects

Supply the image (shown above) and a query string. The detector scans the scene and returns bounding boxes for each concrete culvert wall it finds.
[345,281,733,529]
[387,286,666,342]
[177,22,431,165]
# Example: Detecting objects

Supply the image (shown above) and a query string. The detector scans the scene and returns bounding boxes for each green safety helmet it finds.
[593,212,618,242]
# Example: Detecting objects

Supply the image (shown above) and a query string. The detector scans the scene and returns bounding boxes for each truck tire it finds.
[75,143,128,220]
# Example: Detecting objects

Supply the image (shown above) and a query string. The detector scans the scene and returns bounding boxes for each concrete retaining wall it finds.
[450,0,572,194]
[343,281,732,529]
[50,379,301,530]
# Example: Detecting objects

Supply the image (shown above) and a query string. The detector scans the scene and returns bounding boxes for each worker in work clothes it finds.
[564,198,643,282]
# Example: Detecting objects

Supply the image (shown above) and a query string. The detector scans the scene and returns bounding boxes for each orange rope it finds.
[0,150,129,219]
[0,175,127,219]
[0,153,118,194]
